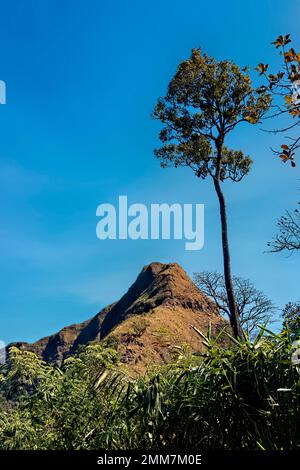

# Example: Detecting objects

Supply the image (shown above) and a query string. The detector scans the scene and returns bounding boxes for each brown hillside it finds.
[9,262,230,371]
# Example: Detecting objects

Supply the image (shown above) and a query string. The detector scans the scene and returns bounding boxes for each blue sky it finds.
[0,0,299,344]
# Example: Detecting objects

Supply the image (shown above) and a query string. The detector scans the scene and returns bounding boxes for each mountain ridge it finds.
[8,262,229,371]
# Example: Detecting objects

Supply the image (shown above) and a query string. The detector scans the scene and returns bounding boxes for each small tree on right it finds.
[194,271,276,334]
[282,302,300,341]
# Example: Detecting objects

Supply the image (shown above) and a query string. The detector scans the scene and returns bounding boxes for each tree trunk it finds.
[213,176,244,340]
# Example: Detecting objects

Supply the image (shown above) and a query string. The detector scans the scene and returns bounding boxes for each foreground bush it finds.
[0,329,299,450]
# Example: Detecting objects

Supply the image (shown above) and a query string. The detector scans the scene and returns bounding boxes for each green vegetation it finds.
[283,302,300,341]
[1,328,299,450]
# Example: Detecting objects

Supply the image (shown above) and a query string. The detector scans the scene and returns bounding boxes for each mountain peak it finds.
[9,262,227,370]
[99,262,217,337]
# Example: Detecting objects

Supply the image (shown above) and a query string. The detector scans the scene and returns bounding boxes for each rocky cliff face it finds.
[9,262,229,372]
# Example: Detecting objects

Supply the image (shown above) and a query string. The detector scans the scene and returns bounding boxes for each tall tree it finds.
[153,49,270,339]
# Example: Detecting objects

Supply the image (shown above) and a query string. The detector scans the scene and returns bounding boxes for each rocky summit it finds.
[9,262,229,373]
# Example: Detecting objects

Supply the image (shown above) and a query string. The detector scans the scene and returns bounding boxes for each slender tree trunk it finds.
[213,167,244,340]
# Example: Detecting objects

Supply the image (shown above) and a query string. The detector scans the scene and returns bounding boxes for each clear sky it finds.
[0,0,299,345]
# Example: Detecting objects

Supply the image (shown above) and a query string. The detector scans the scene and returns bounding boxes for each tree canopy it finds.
[154,49,271,181]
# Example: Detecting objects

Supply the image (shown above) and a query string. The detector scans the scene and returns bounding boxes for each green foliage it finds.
[153,48,270,181]
[0,344,120,449]
[283,302,300,341]
[0,332,299,450]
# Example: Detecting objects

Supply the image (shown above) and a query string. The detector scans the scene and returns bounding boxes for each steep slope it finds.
[9,262,229,370]
[103,262,229,373]
[9,306,112,364]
